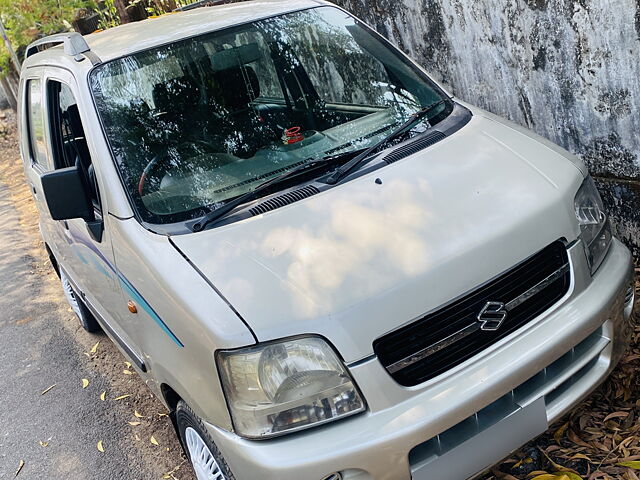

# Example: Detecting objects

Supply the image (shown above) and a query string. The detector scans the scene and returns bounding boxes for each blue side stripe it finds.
[68,229,184,348]
[117,274,184,348]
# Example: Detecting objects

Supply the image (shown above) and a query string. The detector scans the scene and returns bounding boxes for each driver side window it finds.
[47,80,101,213]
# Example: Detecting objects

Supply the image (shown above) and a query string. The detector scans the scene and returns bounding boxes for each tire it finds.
[60,269,101,333]
[176,400,236,480]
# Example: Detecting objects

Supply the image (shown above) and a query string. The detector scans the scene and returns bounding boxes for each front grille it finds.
[374,241,571,386]
[408,326,607,474]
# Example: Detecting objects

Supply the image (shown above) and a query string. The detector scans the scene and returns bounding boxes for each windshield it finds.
[90,6,450,224]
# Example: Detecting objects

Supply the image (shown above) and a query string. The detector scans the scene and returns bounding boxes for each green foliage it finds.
[0,0,95,74]
[96,0,118,30]
[0,0,212,75]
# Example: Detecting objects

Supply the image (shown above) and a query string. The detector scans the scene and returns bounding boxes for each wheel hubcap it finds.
[61,271,81,318]
[185,427,226,480]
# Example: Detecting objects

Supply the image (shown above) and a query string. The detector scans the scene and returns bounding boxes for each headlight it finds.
[574,176,612,274]
[217,336,366,439]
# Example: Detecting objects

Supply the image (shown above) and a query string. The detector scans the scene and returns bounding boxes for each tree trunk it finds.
[114,0,149,24]
[154,0,177,12]
[0,75,17,112]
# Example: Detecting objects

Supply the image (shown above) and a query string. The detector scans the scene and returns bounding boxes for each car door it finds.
[21,71,61,250]
[41,69,141,363]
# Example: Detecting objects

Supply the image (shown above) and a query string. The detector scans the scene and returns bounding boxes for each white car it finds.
[19,1,634,479]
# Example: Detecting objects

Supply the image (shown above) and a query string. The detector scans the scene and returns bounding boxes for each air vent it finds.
[249,185,320,216]
[383,131,447,164]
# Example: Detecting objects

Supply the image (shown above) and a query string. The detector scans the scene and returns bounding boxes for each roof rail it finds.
[24,32,100,65]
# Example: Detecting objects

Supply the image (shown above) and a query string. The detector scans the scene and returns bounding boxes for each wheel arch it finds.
[44,242,60,277]
[161,383,182,413]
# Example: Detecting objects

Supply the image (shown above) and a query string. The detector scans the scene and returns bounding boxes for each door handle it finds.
[62,220,69,230]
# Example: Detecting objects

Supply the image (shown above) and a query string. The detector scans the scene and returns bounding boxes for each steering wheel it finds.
[138,153,169,196]
[137,141,220,196]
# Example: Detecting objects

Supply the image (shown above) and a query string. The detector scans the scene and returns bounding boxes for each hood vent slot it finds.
[383,131,446,164]
[250,185,320,216]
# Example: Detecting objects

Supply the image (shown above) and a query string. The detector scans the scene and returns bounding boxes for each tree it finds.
[113,0,147,24]
[0,0,94,73]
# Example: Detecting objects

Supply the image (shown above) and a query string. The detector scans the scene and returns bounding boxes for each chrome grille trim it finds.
[374,241,571,386]
[386,262,571,375]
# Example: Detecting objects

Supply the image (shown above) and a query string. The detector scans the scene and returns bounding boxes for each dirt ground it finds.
[0,107,639,480]
[0,111,196,480]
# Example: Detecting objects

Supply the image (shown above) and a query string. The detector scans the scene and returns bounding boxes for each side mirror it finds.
[41,166,95,222]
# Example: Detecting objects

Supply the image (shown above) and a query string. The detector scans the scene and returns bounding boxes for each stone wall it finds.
[337,0,640,256]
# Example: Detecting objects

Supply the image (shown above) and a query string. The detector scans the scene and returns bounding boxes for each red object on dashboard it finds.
[284,126,304,144]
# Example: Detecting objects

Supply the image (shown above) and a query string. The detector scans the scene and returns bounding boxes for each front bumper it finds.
[205,239,634,480]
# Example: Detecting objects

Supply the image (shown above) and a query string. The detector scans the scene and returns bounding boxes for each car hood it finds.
[171,111,584,363]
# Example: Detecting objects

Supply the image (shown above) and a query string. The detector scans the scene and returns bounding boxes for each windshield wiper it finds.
[188,100,446,232]
[189,156,345,232]
[325,99,447,185]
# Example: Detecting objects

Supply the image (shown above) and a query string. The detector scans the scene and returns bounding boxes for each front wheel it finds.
[60,269,101,333]
[176,400,236,480]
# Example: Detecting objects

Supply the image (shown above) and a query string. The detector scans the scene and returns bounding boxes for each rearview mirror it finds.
[41,166,95,222]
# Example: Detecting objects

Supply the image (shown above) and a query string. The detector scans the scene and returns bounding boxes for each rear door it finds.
[21,71,59,248]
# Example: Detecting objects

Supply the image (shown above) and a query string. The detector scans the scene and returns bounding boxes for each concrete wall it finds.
[337,0,640,256]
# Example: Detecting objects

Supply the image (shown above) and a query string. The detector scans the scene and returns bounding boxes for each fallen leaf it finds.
[570,453,592,461]
[128,421,141,426]
[114,394,131,401]
[561,473,582,480]
[530,475,573,480]
[157,412,168,417]
[40,384,56,396]
[626,470,640,480]
[162,463,185,480]
[513,457,534,468]
[39,441,49,447]
[150,436,159,446]
[538,449,580,475]
[491,469,519,480]
[619,461,640,469]
[100,391,106,401]
[81,379,89,389]
[90,341,100,354]
[568,429,590,448]
[15,459,25,476]
[123,370,133,375]
[124,361,132,369]
[134,410,144,418]
[604,411,629,422]
[554,422,569,443]
[97,440,104,453]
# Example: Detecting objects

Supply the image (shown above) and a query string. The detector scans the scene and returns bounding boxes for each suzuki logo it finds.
[477,301,508,331]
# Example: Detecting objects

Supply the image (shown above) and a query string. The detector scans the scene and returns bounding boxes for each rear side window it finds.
[26,79,48,166]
